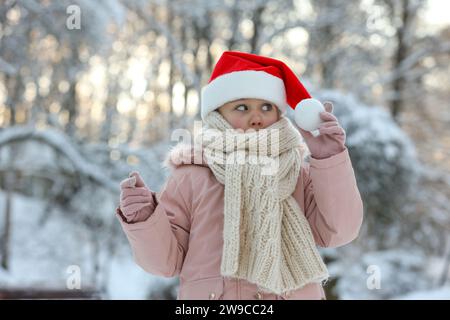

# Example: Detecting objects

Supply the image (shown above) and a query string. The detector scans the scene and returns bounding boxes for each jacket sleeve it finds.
[302,148,364,248]
[116,168,192,277]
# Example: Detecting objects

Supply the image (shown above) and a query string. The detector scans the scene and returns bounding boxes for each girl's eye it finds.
[235,104,248,111]
[262,103,273,111]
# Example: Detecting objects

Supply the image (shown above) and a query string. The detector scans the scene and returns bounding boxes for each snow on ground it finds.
[393,287,450,300]
[0,191,92,289]
[327,246,450,300]
[106,247,178,299]
[0,191,177,299]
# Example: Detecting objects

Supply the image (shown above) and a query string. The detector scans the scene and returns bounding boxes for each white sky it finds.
[423,0,450,30]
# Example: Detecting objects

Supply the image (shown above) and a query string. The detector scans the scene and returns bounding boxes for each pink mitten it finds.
[297,102,346,160]
[119,171,156,223]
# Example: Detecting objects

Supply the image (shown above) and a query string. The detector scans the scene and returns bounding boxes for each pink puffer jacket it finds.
[116,145,364,300]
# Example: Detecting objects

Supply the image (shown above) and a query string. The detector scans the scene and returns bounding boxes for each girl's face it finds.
[217,98,280,131]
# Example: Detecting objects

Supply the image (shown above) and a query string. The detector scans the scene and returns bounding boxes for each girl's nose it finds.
[250,114,263,128]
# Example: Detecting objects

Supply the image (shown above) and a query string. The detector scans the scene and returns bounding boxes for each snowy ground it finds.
[0,191,177,299]
[325,246,450,300]
[393,287,450,300]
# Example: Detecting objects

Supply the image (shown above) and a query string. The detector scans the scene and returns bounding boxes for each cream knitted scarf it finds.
[196,111,329,295]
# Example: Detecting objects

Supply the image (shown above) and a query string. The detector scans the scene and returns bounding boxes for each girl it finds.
[116,51,364,300]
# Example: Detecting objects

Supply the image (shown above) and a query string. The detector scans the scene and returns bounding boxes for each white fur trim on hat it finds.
[201,70,288,120]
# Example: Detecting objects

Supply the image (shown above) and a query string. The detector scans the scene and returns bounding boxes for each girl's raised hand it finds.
[297,102,346,160]
[119,171,156,223]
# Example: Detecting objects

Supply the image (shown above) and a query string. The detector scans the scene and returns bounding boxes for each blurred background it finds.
[0,0,450,300]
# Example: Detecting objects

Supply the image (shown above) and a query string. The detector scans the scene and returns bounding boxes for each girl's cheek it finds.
[268,115,279,127]
[229,116,247,130]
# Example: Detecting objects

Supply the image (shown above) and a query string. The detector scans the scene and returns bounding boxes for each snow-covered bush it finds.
[0,125,175,298]
[313,91,420,245]
[328,248,435,299]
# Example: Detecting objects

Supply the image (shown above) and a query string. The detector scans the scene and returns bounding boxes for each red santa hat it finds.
[201,51,314,122]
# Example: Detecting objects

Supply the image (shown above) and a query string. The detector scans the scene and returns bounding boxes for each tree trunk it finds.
[250,6,264,54]
[390,0,411,122]
[64,44,80,136]
[438,234,450,286]
[1,159,15,270]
